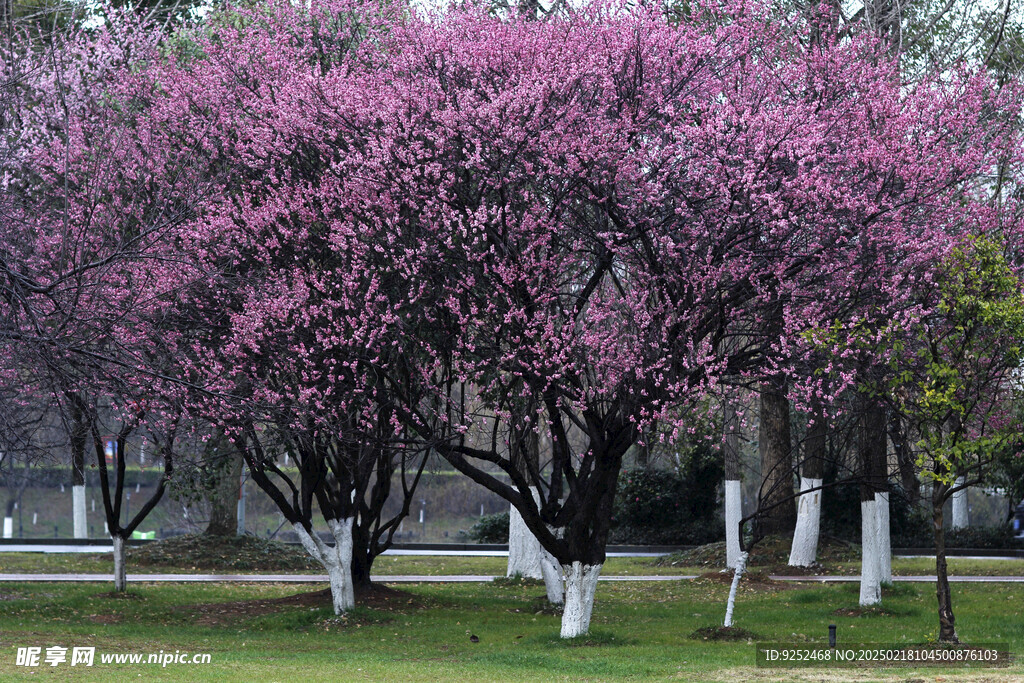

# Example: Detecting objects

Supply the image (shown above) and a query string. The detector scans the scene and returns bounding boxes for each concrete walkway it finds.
[1,573,1022,583]
[0,573,694,583]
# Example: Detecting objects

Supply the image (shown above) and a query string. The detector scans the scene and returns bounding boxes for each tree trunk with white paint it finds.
[70,398,88,539]
[2,516,11,539]
[507,487,544,579]
[859,497,882,605]
[858,403,887,606]
[723,403,743,569]
[789,414,826,567]
[876,490,891,583]
[951,477,968,529]
[788,477,823,567]
[541,549,564,604]
[538,523,564,604]
[724,480,743,569]
[724,550,748,627]
[73,485,87,538]
[294,518,355,614]
[112,535,127,592]
[560,562,601,638]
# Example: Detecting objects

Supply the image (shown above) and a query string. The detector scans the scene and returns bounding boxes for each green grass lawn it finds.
[0,552,702,576]
[0,576,1020,681]
[2,551,1023,578]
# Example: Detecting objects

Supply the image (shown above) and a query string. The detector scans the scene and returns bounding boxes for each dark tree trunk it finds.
[351,522,374,593]
[859,403,888,503]
[803,413,826,480]
[933,481,958,643]
[70,402,87,488]
[514,427,540,482]
[204,447,244,537]
[757,385,795,536]
[888,412,919,507]
[562,444,625,567]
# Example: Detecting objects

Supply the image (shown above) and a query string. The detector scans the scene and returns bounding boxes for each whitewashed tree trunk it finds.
[723,550,748,627]
[2,516,11,539]
[112,535,127,592]
[951,478,968,530]
[724,479,743,569]
[560,562,601,638]
[294,518,356,614]
[540,546,563,605]
[326,517,355,612]
[859,498,882,606]
[875,491,891,583]
[788,477,823,567]
[73,485,87,539]
[507,488,544,579]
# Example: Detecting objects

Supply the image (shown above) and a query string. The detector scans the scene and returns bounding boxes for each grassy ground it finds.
[0,576,1020,681]
[0,552,701,576]
[2,550,1023,578]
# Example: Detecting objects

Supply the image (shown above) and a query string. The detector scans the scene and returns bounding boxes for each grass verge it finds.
[0,574,1021,681]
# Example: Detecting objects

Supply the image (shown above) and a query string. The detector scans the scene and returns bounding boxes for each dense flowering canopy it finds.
[2,0,1021,629]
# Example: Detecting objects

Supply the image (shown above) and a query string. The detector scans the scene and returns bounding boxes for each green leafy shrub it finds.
[464,512,510,543]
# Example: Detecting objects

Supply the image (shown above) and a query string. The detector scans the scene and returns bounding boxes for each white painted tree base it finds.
[294,517,356,614]
[724,480,742,569]
[540,547,563,605]
[788,477,822,567]
[859,498,882,606]
[724,551,748,627]
[2,516,11,539]
[875,491,891,583]
[73,485,87,539]
[112,535,127,592]
[951,478,968,530]
[507,488,544,579]
[560,562,601,638]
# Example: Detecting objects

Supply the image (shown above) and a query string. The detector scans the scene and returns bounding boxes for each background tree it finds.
[892,236,1024,643]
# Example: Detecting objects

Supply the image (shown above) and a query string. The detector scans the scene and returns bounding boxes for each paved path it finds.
[0,573,694,583]
[1,573,1022,583]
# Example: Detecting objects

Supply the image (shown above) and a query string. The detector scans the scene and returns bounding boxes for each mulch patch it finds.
[130,534,321,572]
[95,591,144,600]
[695,571,795,589]
[86,613,123,624]
[831,606,895,617]
[689,625,760,641]
[656,535,860,570]
[177,583,429,627]
[764,563,822,576]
